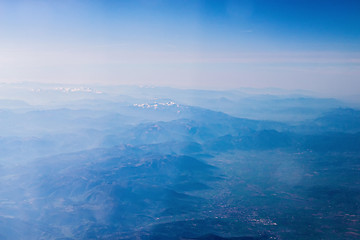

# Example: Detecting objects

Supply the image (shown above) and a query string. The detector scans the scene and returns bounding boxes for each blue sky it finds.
[0,0,359,95]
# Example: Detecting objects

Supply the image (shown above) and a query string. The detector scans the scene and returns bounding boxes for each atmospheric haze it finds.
[0,0,359,96]
[0,1,359,240]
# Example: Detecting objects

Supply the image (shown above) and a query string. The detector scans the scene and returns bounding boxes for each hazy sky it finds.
[0,0,359,95]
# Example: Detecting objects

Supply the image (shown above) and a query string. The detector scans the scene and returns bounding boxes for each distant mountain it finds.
[313,108,360,132]
[107,106,287,146]
[0,108,133,137]
[0,99,30,109]
[173,95,344,122]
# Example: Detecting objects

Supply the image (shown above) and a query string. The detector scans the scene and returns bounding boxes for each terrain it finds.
[0,83,358,239]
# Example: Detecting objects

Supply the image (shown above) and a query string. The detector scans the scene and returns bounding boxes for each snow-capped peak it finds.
[133,101,180,110]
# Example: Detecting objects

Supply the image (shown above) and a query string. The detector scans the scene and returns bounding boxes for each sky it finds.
[0,0,359,96]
